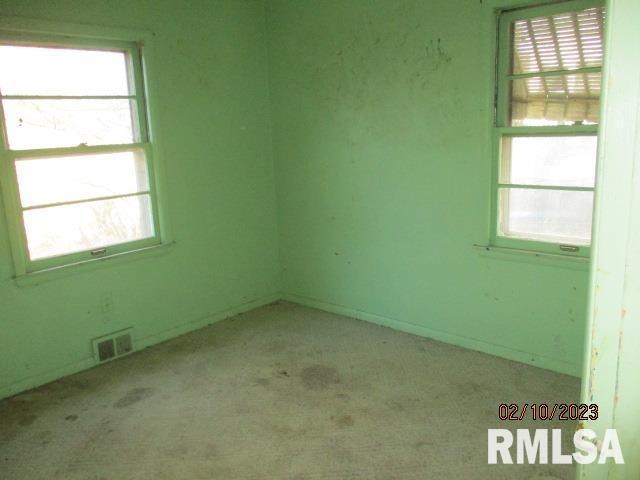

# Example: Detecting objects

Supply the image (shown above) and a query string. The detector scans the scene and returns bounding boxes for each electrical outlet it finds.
[101,293,114,313]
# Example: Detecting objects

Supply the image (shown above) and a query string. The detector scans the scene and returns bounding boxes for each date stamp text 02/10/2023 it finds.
[498,403,598,421]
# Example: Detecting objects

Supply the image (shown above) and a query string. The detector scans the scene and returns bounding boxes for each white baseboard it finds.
[282,293,581,378]
[0,293,280,400]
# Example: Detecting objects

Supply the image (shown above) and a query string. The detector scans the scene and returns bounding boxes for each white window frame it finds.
[491,0,605,258]
[0,20,167,276]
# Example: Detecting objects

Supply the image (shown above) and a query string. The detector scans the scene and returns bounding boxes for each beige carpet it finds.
[0,302,579,479]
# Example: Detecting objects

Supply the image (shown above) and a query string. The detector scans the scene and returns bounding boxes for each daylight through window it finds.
[0,40,159,269]
[495,1,605,252]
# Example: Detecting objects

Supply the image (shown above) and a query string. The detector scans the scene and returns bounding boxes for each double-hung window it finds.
[493,0,605,256]
[0,32,161,274]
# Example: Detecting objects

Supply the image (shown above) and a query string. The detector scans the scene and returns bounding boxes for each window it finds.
[493,0,605,256]
[0,33,161,273]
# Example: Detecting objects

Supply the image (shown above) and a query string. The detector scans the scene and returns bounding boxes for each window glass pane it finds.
[510,73,601,126]
[501,136,597,187]
[24,194,154,260]
[16,150,149,208]
[512,7,605,75]
[0,45,130,96]
[2,99,136,149]
[499,188,593,245]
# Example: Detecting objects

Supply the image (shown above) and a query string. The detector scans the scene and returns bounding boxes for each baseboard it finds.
[0,293,280,400]
[135,293,279,350]
[282,293,581,378]
[1,291,579,400]
[0,357,97,402]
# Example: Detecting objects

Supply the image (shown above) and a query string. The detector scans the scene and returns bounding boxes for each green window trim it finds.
[0,19,171,277]
[491,0,606,259]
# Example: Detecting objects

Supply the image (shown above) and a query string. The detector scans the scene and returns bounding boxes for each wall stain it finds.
[424,38,452,72]
[303,10,454,120]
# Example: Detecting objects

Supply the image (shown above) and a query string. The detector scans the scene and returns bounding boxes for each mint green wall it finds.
[0,0,592,399]
[266,0,589,376]
[0,0,280,398]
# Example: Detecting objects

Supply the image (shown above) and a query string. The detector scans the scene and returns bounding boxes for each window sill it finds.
[473,244,590,271]
[14,241,175,287]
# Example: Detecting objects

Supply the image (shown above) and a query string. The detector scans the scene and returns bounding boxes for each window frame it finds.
[491,0,605,258]
[0,23,166,276]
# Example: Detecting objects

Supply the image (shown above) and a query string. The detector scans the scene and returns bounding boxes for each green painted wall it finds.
[0,0,594,399]
[266,0,589,376]
[0,0,280,398]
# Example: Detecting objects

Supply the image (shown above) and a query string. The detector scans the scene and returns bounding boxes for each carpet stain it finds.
[300,365,339,390]
[332,414,354,427]
[113,388,154,408]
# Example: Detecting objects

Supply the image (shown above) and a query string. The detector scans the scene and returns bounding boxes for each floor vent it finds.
[93,329,134,364]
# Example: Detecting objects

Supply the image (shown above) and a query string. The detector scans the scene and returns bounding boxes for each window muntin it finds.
[0,38,159,271]
[494,1,605,255]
